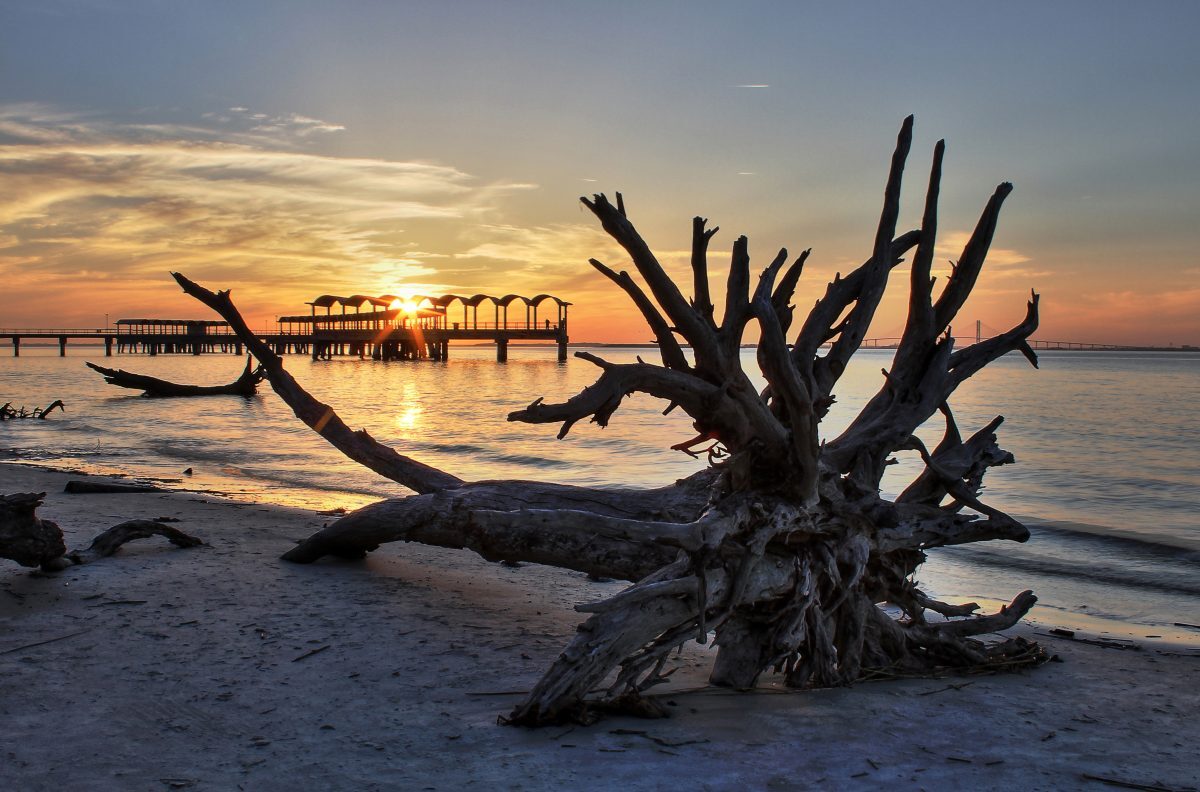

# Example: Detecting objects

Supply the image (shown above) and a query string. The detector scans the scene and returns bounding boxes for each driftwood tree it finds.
[86,356,265,397]
[174,116,1044,725]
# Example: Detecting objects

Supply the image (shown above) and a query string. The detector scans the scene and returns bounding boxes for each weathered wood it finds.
[281,473,718,571]
[64,480,165,495]
[0,492,67,567]
[171,273,463,495]
[176,116,1047,726]
[0,492,202,570]
[86,356,265,397]
[1,399,64,420]
[67,519,204,564]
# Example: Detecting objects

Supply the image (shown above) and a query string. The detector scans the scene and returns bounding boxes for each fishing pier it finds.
[1,292,571,362]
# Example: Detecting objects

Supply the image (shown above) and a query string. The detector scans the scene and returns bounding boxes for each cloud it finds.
[934,230,1030,269]
[0,104,540,325]
[0,103,353,149]
[926,229,1052,289]
[460,223,614,268]
[212,107,347,138]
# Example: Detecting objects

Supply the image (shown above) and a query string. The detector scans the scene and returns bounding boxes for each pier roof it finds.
[116,318,228,327]
[298,292,571,314]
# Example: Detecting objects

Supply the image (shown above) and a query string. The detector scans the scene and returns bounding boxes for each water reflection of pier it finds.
[0,292,571,362]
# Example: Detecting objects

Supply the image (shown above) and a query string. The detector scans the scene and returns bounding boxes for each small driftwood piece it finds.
[65,519,204,565]
[0,493,66,566]
[85,356,265,398]
[176,116,1047,726]
[64,480,164,495]
[0,491,202,571]
[1,400,64,420]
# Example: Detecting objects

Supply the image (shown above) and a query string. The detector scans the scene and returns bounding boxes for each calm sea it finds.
[2,345,1197,639]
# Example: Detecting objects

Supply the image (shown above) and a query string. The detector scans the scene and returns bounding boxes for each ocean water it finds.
[2,344,1197,639]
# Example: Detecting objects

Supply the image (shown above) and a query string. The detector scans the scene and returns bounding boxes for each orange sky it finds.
[2,4,1199,347]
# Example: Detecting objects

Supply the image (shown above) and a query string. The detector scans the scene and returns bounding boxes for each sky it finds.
[1,0,1198,346]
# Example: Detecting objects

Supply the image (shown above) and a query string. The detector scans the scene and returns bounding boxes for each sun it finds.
[389,297,421,315]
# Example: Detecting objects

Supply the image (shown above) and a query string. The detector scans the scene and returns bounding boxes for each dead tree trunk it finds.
[85,356,265,397]
[0,492,203,571]
[173,116,1046,725]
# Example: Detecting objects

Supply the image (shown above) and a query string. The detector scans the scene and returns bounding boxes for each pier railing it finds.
[0,327,113,335]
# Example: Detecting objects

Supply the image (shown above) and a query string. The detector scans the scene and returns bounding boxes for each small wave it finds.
[143,440,258,465]
[403,441,492,456]
[1028,519,1200,555]
[488,453,573,468]
[236,467,398,499]
[394,440,576,469]
[945,544,1200,597]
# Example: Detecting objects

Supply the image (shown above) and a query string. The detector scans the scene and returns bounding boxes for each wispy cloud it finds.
[201,106,347,139]
[0,104,539,324]
[935,230,1030,268]
[930,230,1050,284]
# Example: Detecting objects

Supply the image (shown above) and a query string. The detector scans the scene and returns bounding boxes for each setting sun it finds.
[389,297,422,315]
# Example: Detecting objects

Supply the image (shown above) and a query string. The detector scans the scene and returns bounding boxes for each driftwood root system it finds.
[173,116,1047,725]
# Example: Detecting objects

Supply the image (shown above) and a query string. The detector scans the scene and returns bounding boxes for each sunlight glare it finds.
[389,297,422,315]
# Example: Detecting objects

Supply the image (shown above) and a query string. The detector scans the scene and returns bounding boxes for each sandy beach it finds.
[2,462,1197,791]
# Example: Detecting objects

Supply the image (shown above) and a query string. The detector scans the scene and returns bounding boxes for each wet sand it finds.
[2,463,1198,791]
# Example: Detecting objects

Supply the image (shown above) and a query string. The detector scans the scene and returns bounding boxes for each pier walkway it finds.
[1,291,572,362]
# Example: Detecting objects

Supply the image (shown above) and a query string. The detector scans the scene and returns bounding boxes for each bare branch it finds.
[933,182,1015,331]
[582,194,720,364]
[691,216,719,328]
[507,353,737,441]
[172,272,463,494]
[880,503,1029,552]
[947,291,1040,391]
[588,258,689,371]
[815,116,914,394]
[899,413,1012,507]
[770,249,811,337]
[891,139,944,373]
[791,230,921,377]
[719,236,751,354]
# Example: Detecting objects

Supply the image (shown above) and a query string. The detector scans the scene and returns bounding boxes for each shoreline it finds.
[6,456,1197,647]
[2,462,1198,790]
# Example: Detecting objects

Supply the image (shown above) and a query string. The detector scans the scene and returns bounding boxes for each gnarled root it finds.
[500,488,1046,726]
